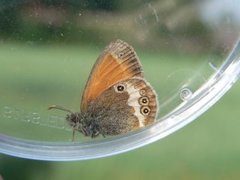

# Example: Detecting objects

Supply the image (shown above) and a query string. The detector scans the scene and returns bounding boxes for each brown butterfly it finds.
[49,39,159,139]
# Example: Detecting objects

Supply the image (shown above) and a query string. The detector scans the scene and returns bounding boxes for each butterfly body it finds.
[49,39,159,139]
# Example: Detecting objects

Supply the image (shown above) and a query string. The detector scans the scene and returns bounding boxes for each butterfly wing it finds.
[81,39,144,112]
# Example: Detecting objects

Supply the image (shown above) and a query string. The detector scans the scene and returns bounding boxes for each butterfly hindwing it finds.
[85,77,158,135]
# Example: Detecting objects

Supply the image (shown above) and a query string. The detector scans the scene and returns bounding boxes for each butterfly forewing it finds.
[81,39,144,112]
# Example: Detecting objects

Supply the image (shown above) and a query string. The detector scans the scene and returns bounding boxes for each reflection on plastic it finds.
[1,106,68,131]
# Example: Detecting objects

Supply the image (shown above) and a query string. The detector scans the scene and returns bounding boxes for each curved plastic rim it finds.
[0,40,240,161]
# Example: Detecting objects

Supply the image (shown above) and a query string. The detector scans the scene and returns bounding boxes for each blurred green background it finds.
[1,0,240,179]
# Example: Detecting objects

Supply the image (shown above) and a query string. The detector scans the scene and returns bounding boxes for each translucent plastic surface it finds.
[0,0,240,161]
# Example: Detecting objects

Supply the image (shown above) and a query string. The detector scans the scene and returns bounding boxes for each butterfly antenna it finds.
[48,105,73,114]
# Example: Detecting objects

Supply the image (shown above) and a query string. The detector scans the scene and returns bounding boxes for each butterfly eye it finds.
[140,106,151,116]
[114,83,126,93]
[139,97,149,105]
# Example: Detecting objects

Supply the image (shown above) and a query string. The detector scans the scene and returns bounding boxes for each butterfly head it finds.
[66,112,100,138]
[48,105,100,138]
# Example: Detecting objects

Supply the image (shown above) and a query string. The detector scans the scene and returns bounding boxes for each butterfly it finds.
[49,39,159,139]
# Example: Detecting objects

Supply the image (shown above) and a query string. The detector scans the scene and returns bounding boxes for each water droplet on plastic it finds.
[180,87,193,101]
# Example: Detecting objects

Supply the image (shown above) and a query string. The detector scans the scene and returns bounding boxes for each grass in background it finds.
[0,43,239,179]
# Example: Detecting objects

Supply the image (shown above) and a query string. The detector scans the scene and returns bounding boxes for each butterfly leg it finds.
[48,104,73,113]
[72,128,76,141]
